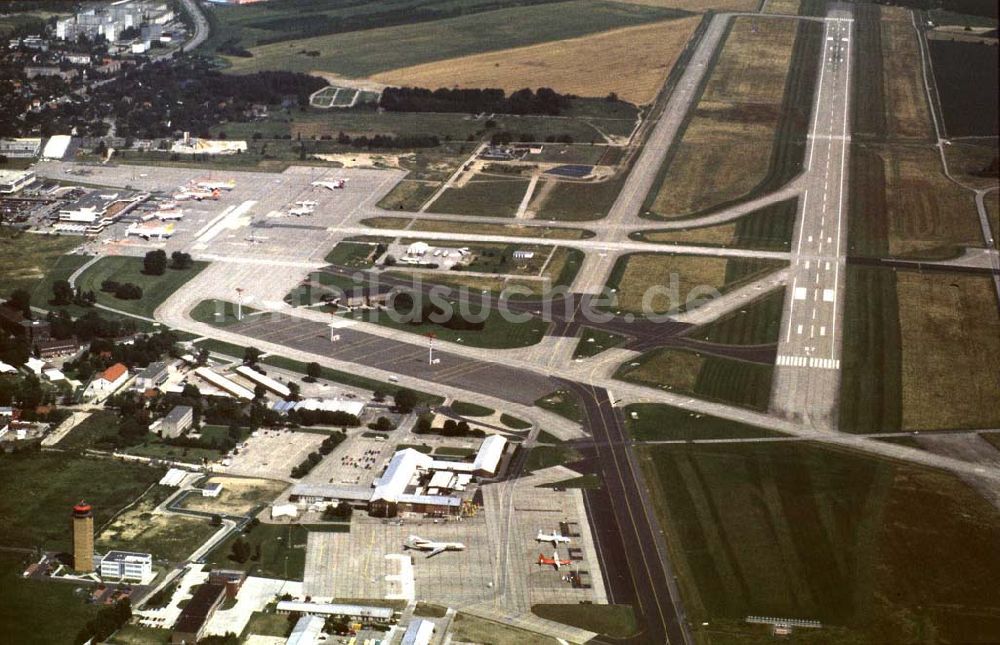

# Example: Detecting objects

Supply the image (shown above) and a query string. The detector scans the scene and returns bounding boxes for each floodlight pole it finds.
[235,288,244,321]
[427,333,435,365]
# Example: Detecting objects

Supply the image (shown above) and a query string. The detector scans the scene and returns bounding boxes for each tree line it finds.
[380,86,573,116]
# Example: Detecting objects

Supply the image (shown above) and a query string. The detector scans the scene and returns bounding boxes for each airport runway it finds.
[770,7,854,430]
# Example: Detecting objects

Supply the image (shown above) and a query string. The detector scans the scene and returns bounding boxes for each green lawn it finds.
[74,256,207,318]
[350,302,548,349]
[0,452,163,551]
[27,252,92,309]
[432,177,530,218]
[0,551,101,645]
[534,389,583,424]
[640,441,1000,643]
[241,611,293,639]
[573,328,626,359]
[633,197,798,251]
[57,410,121,450]
[190,299,259,326]
[450,400,494,417]
[0,228,83,299]
[524,444,580,471]
[106,624,171,644]
[222,1,689,76]
[207,524,310,580]
[624,403,784,441]
[500,413,531,430]
[532,604,638,638]
[324,240,382,267]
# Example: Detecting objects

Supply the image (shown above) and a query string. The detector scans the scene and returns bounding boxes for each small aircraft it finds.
[404,535,466,558]
[193,179,235,191]
[311,179,347,190]
[537,551,573,570]
[294,200,318,208]
[156,209,184,221]
[536,530,571,545]
[288,204,314,217]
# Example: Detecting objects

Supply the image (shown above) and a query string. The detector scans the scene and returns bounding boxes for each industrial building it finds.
[0,138,41,158]
[0,169,35,194]
[72,501,94,572]
[134,361,170,391]
[272,398,365,417]
[160,405,193,438]
[99,550,152,581]
[193,367,254,400]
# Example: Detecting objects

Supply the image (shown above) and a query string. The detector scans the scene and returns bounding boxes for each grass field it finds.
[361,217,594,241]
[879,7,934,140]
[573,328,626,358]
[324,240,382,267]
[533,170,630,221]
[839,266,902,434]
[605,253,785,315]
[0,229,82,299]
[625,403,783,441]
[0,551,100,645]
[896,271,1000,430]
[25,252,92,309]
[531,604,638,638]
[943,140,1000,191]
[500,413,532,429]
[372,15,701,105]
[74,256,207,319]
[0,452,162,551]
[96,496,219,563]
[178,477,288,516]
[224,1,687,77]
[645,17,799,218]
[930,39,999,137]
[616,347,773,410]
[206,523,309,580]
[350,301,548,349]
[378,180,439,212]
[450,400,494,417]
[452,612,560,645]
[106,625,171,644]
[639,441,1000,643]
[535,388,584,423]
[689,288,785,345]
[431,177,530,218]
[847,145,983,258]
[634,197,797,251]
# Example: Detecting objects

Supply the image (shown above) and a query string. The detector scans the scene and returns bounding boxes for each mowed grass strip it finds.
[606,253,785,315]
[224,1,686,77]
[897,271,1000,430]
[362,217,593,240]
[638,441,1000,643]
[647,17,797,218]
[879,6,934,140]
[625,403,783,441]
[616,347,774,410]
[689,287,786,345]
[372,16,701,105]
[75,256,208,318]
[431,177,530,218]
[634,196,797,250]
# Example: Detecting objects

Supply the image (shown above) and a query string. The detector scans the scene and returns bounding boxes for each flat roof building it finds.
[0,138,41,158]
[100,550,152,581]
[275,600,394,622]
[134,360,170,391]
[171,583,226,644]
[161,404,193,438]
[236,365,290,398]
[401,619,435,645]
[286,614,325,645]
[0,169,35,194]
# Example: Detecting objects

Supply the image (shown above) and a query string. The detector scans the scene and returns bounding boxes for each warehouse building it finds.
[236,364,290,398]
[275,600,394,624]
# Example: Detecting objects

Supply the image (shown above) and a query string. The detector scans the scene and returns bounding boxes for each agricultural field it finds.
[0,452,162,551]
[639,441,1000,643]
[688,288,786,345]
[74,256,208,319]
[0,551,100,645]
[633,197,797,251]
[96,487,220,562]
[929,38,999,137]
[372,15,701,106]
[222,1,688,77]
[645,18,819,218]
[0,229,82,299]
[624,403,783,441]
[431,177,531,218]
[616,347,773,410]
[177,477,288,516]
[847,145,982,258]
[605,253,785,316]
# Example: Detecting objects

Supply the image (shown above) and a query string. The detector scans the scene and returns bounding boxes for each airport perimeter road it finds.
[562,381,690,645]
[770,8,853,430]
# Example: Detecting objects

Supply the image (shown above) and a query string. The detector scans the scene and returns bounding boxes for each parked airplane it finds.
[404,535,466,558]
[311,179,346,190]
[536,530,571,545]
[294,200,318,208]
[173,188,219,201]
[193,179,235,191]
[288,204,314,217]
[157,209,184,221]
[537,551,573,570]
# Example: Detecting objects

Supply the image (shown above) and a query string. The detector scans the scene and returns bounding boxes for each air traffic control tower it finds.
[72,501,94,572]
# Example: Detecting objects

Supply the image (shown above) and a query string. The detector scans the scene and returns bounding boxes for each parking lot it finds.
[221,428,325,481]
